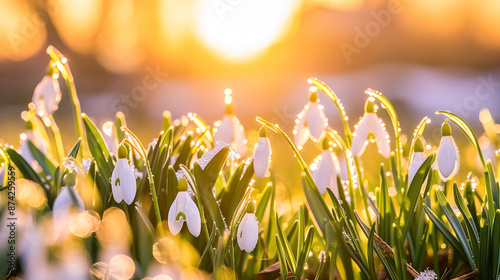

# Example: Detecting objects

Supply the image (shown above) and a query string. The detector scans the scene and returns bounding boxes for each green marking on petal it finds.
[176,211,186,221]
[115,177,120,187]
[367,132,376,141]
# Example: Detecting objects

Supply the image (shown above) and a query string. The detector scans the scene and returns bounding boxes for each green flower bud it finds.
[246,201,255,213]
[63,172,77,187]
[225,103,234,115]
[178,177,188,192]
[118,144,128,159]
[259,126,267,137]
[414,138,424,153]
[441,121,452,136]
[322,137,330,150]
[309,89,318,102]
[364,100,376,113]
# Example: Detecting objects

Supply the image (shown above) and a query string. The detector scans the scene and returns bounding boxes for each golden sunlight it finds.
[195,0,300,61]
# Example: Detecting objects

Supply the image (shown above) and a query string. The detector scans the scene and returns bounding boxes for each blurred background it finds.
[1,0,499,195]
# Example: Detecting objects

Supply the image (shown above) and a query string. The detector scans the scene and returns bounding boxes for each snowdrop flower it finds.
[253,127,272,178]
[415,268,437,280]
[168,178,201,237]
[237,202,259,252]
[213,89,247,156]
[408,138,427,185]
[311,138,341,195]
[351,100,390,158]
[32,73,62,117]
[53,173,85,215]
[293,87,328,146]
[111,144,137,205]
[436,121,459,182]
[19,121,50,165]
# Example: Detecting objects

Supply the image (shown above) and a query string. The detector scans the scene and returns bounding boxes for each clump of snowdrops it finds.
[0,46,499,280]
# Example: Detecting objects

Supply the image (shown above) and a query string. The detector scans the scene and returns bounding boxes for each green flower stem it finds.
[121,128,165,237]
[45,115,64,164]
[308,78,353,143]
[179,164,216,269]
[46,45,87,158]
[365,89,404,186]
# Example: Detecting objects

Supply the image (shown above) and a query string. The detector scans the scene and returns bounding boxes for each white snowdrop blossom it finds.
[436,122,460,182]
[293,88,328,146]
[351,100,390,158]
[53,174,85,221]
[111,144,137,205]
[237,203,259,252]
[415,268,437,280]
[311,139,341,195]
[408,138,427,186]
[253,127,272,179]
[168,178,201,237]
[32,74,62,117]
[213,94,247,156]
[18,122,50,166]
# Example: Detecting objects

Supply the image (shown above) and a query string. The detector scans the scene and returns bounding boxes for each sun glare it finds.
[196,0,299,61]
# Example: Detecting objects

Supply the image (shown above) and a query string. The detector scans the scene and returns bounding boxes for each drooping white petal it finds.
[111,159,125,203]
[294,106,311,146]
[351,114,370,157]
[32,75,62,116]
[184,194,201,237]
[312,150,340,195]
[237,213,259,252]
[408,152,426,185]
[213,115,235,146]
[367,113,391,158]
[451,138,460,177]
[53,186,85,213]
[168,192,186,236]
[117,159,137,205]
[253,137,271,178]
[306,102,328,140]
[437,136,459,181]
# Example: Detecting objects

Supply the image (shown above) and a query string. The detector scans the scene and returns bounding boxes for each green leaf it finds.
[295,226,314,279]
[82,114,113,181]
[423,203,467,260]
[435,189,477,269]
[6,148,42,184]
[492,210,500,279]
[27,141,56,176]
[276,235,289,280]
[367,225,377,280]
[453,184,480,265]
[67,138,81,158]
[479,210,490,280]
[275,213,296,274]
[401,152,435,237]
[133,203,155,271]
[192,146,230,231]
[393,225,407,280]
